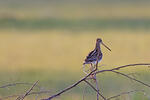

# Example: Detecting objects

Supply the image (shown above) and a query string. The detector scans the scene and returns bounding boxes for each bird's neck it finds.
[95,42,101,53]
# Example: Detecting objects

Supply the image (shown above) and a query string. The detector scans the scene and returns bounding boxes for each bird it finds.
[83,38,111,77]
[83,38,111,66]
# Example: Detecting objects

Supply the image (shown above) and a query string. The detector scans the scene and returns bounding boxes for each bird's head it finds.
[96,38,111,51]
[96,38,102,43]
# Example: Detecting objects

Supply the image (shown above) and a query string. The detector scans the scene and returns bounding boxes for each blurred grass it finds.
[0,30,149,71]
[0,0,150,100]
[1,18,150,30]
[0,30,150,99]
[1,0,150,19]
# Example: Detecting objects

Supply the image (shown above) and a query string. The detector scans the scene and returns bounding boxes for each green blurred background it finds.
[0,0,150,100]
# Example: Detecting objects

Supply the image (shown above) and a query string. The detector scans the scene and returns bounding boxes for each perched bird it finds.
[83,38,111,75]
[83,38,111,80]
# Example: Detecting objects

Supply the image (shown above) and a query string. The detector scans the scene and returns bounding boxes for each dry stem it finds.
[42,63,150,100]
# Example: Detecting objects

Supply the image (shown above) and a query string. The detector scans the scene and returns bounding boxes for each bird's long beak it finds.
[101,42,111,51]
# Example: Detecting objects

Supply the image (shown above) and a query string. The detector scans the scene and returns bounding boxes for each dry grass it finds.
[0,1,150,99]
[0,1,150,19]
[0,30,149,72]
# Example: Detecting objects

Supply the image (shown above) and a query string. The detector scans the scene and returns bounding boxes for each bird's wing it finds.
[86,49,97,58]
[84,49,103,64]
[85,49,98,62]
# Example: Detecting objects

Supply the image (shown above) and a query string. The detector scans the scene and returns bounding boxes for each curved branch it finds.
[107,90,145,100]
[1,90,51,100]
[111,71,150,88]
[0,82,41,89]
[42,63,150,100]
[41,68,98,100]
[96,63,150,75]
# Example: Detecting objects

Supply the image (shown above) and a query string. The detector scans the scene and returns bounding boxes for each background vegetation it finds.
[0,0,150,99]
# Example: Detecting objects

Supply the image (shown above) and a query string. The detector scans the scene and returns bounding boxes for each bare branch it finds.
[112,63,150,70]
[82,86,86,100]
[1,90,51,100]
[96,63,150,75]
[42,63,150,100]
[84,80,106,100]
[0,82,41,89]
[41,65,99,100]
[107,90,145,100]
[111,71,150,88]
[29,90,51,95]
[16,80,39,100]
[95,77,100,100]
[1,94,21,100]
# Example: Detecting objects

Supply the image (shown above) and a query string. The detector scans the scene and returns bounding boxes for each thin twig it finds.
[84,80,106,100]
[95,76,100,100]
[42,66,98,100]
[30,90,51,95]
[96,63,150,75]
[111,71,150,88]
[82,86,87,100]
[1,94,21,100]
[1,90,51,100]
[0,82,40,89]
[107,90,145,100]
[16,80,39,100]
[93,67,100,100]
[42,63,150,100]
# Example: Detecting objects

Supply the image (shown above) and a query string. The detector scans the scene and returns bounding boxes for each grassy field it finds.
[1,18,150,31]
[0,30,150,100]
[0,0,150,100]
[0,30,150,70]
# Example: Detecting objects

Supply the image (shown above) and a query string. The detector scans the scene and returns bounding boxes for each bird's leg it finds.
[90,63,96,72]
[94,63,97,70]
[90,63,96,81]
[90,63,93,71]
